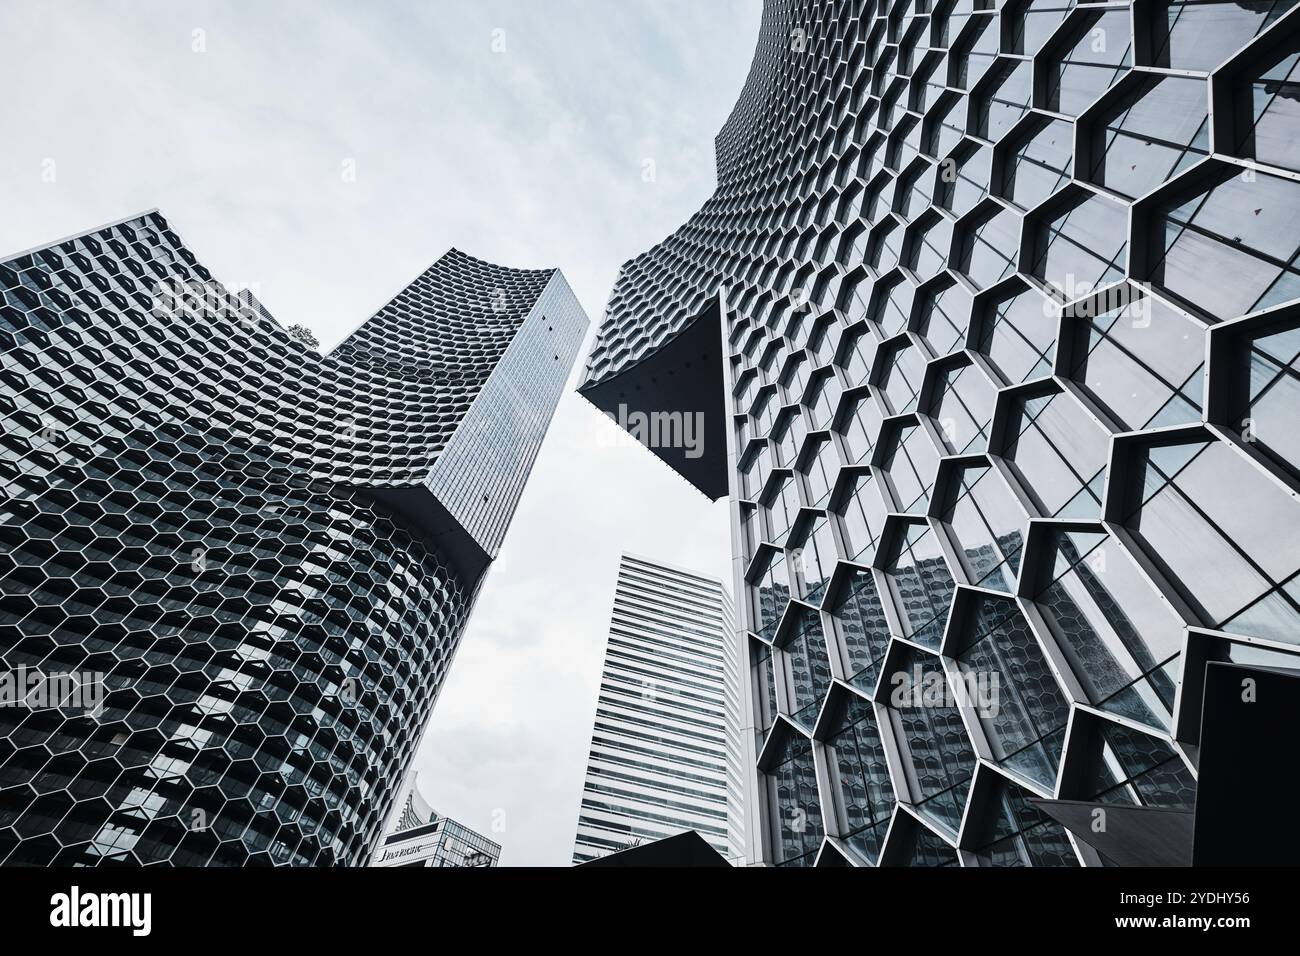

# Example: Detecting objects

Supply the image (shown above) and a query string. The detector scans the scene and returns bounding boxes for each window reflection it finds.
[950,596,1070,789]
[884,646,976,833]
[1126,439,1300,644]
[1034,529,1183,730]
[1004,389,1108,517]
[883,522,956,648]
[827,696,894,863]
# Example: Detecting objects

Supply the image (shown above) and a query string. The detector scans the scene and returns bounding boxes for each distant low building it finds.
[372,775,501,868]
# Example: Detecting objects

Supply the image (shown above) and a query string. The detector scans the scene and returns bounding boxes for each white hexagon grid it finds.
[0,211,585,866]
[582,0,1300,865]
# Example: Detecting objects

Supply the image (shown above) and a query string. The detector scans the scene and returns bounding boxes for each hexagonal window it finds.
[880,421,941,513]
[882,645,976,832]
[825,694,894,864]
[949,594,1070,788]
[1002,388,1109,517]
[763,730,823,866]
[882,521,956,649]
[1064,289,1204,430]
[1149,166,1300,321]
[1031,527,1183,731]
[940,463,1027,591]
[928,359,997,453]
[830,567,892,691]
[1085,75,1208,200]
[834,472,888,564]
[967,772,1078,866]
[1122,437,1300,644]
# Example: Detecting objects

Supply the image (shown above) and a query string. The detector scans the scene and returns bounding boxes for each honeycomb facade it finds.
[0,211,588,865]
[580,0,1300,865]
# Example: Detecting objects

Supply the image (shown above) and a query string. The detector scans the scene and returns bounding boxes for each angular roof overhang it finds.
[577,299,728,500]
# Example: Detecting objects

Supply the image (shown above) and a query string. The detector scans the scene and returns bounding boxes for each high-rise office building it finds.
[572,554,740,864]
[580,1,1300,865]
[372,774,500,867]
[0,210,588,865]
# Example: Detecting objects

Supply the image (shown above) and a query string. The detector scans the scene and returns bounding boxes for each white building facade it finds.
[572,554,742,864]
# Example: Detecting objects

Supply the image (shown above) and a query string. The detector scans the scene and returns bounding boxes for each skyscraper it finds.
[0,210,587,865]
[572,553,740,864]
[580,0,1300,865]
[372,774,500,868]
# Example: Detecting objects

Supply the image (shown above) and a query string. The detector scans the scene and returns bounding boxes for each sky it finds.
[0,0,762,865]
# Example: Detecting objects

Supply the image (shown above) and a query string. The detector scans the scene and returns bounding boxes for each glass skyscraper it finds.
[571,553,741,863]
[0,210,587,865]
[580,0,1300,865]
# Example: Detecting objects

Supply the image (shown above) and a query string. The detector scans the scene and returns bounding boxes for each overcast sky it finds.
[0,0,760,865]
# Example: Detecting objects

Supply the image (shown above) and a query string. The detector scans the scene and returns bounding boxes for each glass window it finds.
[1004,390,1109,517]
[792,517,837,605]
[753,551,792,642]
[1030,190,1128,295]
[906,213,953,281]
[937,144,992,219]
[784,610,833,727]
[883,522,956,649]
[979,60,1033,142]
[1045,9,1133,115]
[878,343,928,415]
[976,284,1057,384]
[808,370,844,429]
[958,204,1021,289]
[1068,293,1204,430]
[881,422,941,513]
[1237,44,1300,173]
[1232,322,1300,472]
[942,464,1027,591]
[832,568,892,691]
[914,279,971,357]
[753,638,778,742]
[949,596,1070,789]
[837,472,888,562]
[884,646,976,832]
[801,437,838,507]
[765,475,801,545]
[1088,75,1209,199]
[954,14,1000,91]
[1126,439,1300,644]
[1002,117,1073,210]
[765,731,823,865]
[774,408,806,468]
[970,775,1078,866]
[840,323,877,387]
[827,696,894,863]
[1150,0,1296,73]
[841,393,883,464]
[1010,0,1076,55]
[1152,167,1300,320]
[1034,529,1183,731]
[1078,719,1197,810]
[929,361,996,454]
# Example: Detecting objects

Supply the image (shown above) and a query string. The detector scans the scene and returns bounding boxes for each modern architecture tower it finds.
[0,210,587,865]
[580,0,1300,865]
[572,553,740,863]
